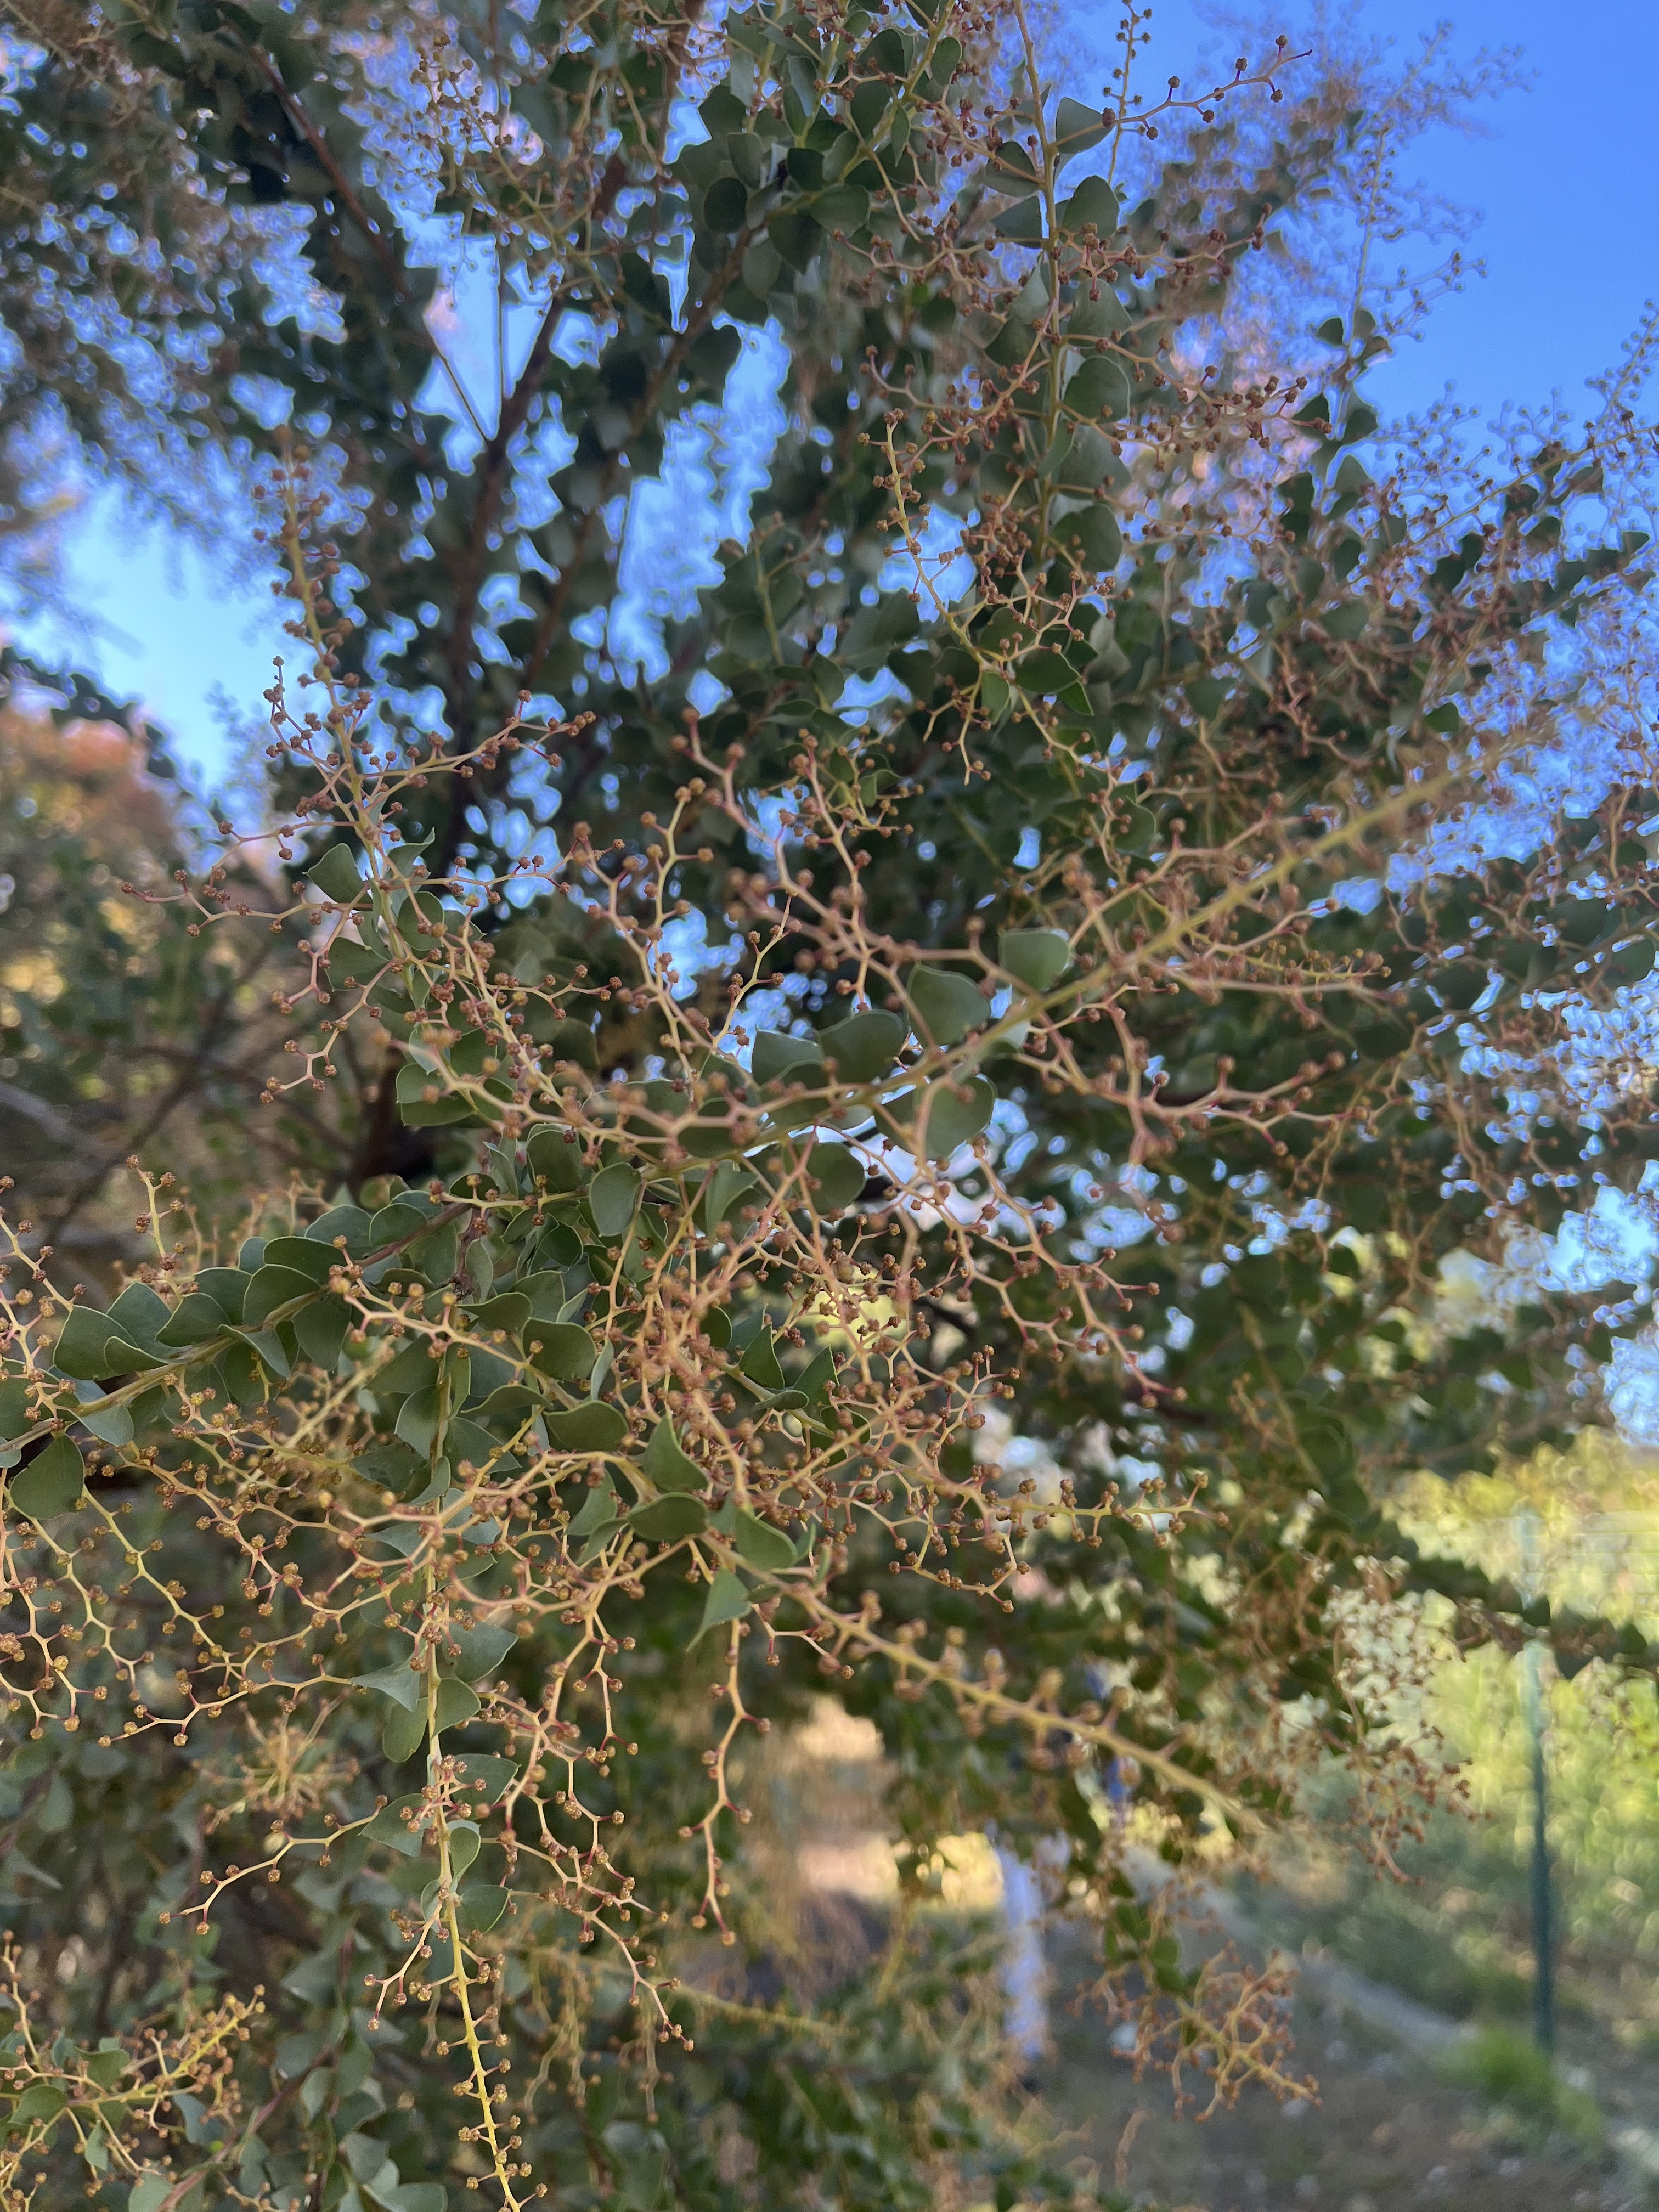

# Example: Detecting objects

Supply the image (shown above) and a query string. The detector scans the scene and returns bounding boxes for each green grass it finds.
[1441,2025,1605,2152]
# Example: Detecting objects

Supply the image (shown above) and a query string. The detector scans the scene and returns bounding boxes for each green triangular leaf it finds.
[821,1009,905,1082]
[628,1494,708,1542]
[642,1418,703,1494]
[905,965,988,1046]
[382,1702,426,1764]
[732,1508,795,1571]
[452,1754,518,1804]
[995,195,1044,242]
[752,1029,823,1085]
[1059,173,1118,233]
[51,1308,120,1380]
[155,1293,231,1348]
[698,1570,752,1635]
[107,1283,171,1340]
[544,1402,627,1452]
[294,1294,349,1370]
[567,1476,620,1536]
[9,1434,85,1519]
[806,1142,866,1215]
[737,1329,786,1393]
[796,1346,837,1403]
[587,1163,640,1238]
[524,1322,597,1382]
[452,1623,516,1680]
[917,1074,996,1158]
[355,1660,422,1712]
[526,1126,584,1192]
[433,1677,481,1733]
[365,1793,426,1853]
[1053,94,1107,157]
[0,1381,30,1441]
[702,1160,759,1233]
[998,928,1071,991]
[306,843,365,905]
[459,1884,509,1935]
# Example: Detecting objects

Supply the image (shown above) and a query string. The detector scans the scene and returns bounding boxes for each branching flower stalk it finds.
[1,3,1658,2208]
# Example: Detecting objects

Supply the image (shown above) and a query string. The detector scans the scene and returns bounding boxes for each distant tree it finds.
[0,4,1656,2211]
[0,706,338,1265]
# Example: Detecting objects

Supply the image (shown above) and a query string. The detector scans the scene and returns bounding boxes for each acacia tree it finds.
[1,2,1658,2210]
[0,707,357,1257]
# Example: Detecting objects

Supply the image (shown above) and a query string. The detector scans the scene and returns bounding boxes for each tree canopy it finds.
[0,2,1657,2209]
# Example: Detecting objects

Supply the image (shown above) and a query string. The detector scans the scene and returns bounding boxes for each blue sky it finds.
[17,0,1658,778]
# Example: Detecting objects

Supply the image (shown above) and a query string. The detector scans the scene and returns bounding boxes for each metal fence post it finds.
[1518,1508,1555,2056]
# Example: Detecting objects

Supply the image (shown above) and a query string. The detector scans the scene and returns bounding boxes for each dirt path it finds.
[1036,1919,1655,2212]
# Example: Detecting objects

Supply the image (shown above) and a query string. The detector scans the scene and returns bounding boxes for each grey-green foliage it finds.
[0,2,1657,2210]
